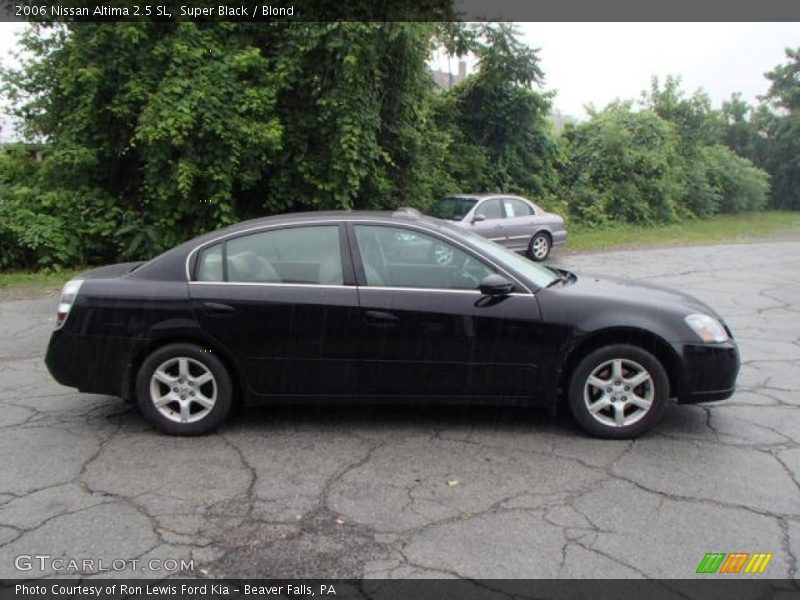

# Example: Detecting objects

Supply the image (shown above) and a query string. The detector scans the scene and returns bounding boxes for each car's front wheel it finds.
[528,232,551,262]
[567,344,669,438]
[136,343,233,435]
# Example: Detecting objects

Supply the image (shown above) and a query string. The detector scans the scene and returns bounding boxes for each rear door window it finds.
[196,226,343,285]
[504,198,534,217]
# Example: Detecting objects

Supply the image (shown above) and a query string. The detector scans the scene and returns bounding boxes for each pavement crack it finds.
[778,518,798,579]
[217,432,258,518]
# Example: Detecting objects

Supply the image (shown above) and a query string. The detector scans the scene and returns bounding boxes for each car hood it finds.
[556,271,722,320]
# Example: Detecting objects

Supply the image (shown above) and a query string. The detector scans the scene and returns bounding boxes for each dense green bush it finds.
[703,144,769,213]
[0,146,129,269]
[559,96,769,226]
[561,104,682,226]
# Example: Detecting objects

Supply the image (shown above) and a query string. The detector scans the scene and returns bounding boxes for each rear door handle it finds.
[201,301,236,316]
[364,310,399,327]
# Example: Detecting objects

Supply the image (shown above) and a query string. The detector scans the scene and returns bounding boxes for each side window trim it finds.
[337,222,356,286]
[187,219,532,294]
[193,224,350,286]
[221,241,229,282]
[346,222,369,287]
[501,197,513,218]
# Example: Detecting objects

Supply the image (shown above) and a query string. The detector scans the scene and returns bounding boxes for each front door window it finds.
[353,225,495,290]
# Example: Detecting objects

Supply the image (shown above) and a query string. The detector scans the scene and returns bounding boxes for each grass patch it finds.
[0,268,84,289]
[566,210,800,253]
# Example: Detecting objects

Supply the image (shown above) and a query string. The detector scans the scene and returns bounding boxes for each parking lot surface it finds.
[0,241,798,579]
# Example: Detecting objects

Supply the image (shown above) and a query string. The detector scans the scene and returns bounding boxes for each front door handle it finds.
[364,310,399,327]
[201,301,236,316]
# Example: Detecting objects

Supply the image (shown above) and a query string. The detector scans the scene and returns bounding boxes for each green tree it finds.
[764,47,800,112]
[1,22,450,265]
[721,93,764,162]
[434,24,561,200]
[641,76,722,151]
[760,47,800,209]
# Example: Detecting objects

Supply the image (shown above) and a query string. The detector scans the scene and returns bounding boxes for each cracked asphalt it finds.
[0,241,798,580]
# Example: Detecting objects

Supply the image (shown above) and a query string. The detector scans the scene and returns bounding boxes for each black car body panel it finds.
[535,275,739,404]
[353,288,545,397]
[189,282,362,396]
[45,211,740,412]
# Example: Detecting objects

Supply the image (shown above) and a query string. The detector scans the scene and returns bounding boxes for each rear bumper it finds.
[552,229,567,246]
[45,329,132,397]
[674,340,740,404]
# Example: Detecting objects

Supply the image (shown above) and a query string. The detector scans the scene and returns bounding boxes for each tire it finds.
[136,343,233,435]
[528,232,551,262]
[567,344,669,439]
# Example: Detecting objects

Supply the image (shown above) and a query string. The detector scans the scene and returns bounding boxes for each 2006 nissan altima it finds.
[45,210,739,438]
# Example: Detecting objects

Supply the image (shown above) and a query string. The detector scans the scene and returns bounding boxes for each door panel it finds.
[189,284,361,396]
[502,198,536,252]
[356,288,543,397]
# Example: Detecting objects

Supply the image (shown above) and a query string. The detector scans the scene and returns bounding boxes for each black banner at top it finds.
[2,0,800,22]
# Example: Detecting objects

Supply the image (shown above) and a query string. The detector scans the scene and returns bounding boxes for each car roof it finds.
[197,209,453,237]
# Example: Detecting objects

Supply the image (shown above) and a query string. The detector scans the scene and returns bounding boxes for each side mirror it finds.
[479,274,514,296]
[471,213,487,223]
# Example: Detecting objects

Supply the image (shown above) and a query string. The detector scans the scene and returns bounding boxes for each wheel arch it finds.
[122,333,244,406]
[531,229,553,245]
[558,327,681,404]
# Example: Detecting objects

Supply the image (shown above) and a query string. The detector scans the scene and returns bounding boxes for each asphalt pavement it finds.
[0,240,798,580]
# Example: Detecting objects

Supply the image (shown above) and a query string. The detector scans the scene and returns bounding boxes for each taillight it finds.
[55,279,83,329]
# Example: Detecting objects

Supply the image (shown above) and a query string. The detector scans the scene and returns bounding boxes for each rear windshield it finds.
[424,196,477,221]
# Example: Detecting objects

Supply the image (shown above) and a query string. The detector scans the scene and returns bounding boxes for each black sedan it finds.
[45,210,739,438]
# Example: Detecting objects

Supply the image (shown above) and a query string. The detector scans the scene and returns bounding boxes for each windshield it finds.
[458,229,561,290]
[425,196,477,221]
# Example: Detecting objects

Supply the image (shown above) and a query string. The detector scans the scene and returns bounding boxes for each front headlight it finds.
[685,313,729,343]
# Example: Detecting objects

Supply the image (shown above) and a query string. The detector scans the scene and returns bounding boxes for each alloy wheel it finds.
[532,235,550,260]
[583,358,654,428]
[149,357,217,424]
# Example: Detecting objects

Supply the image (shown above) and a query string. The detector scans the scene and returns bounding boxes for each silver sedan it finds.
[424,194,568,261]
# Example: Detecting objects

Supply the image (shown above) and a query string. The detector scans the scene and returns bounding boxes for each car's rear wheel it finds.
[528,232,551,262]
[136,343,232,435]
[567,344,669,439]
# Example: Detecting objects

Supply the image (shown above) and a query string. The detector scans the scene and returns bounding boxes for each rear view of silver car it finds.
[424,194,567,261]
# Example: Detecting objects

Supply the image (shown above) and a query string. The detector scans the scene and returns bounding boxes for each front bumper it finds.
[674,339,740,403]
